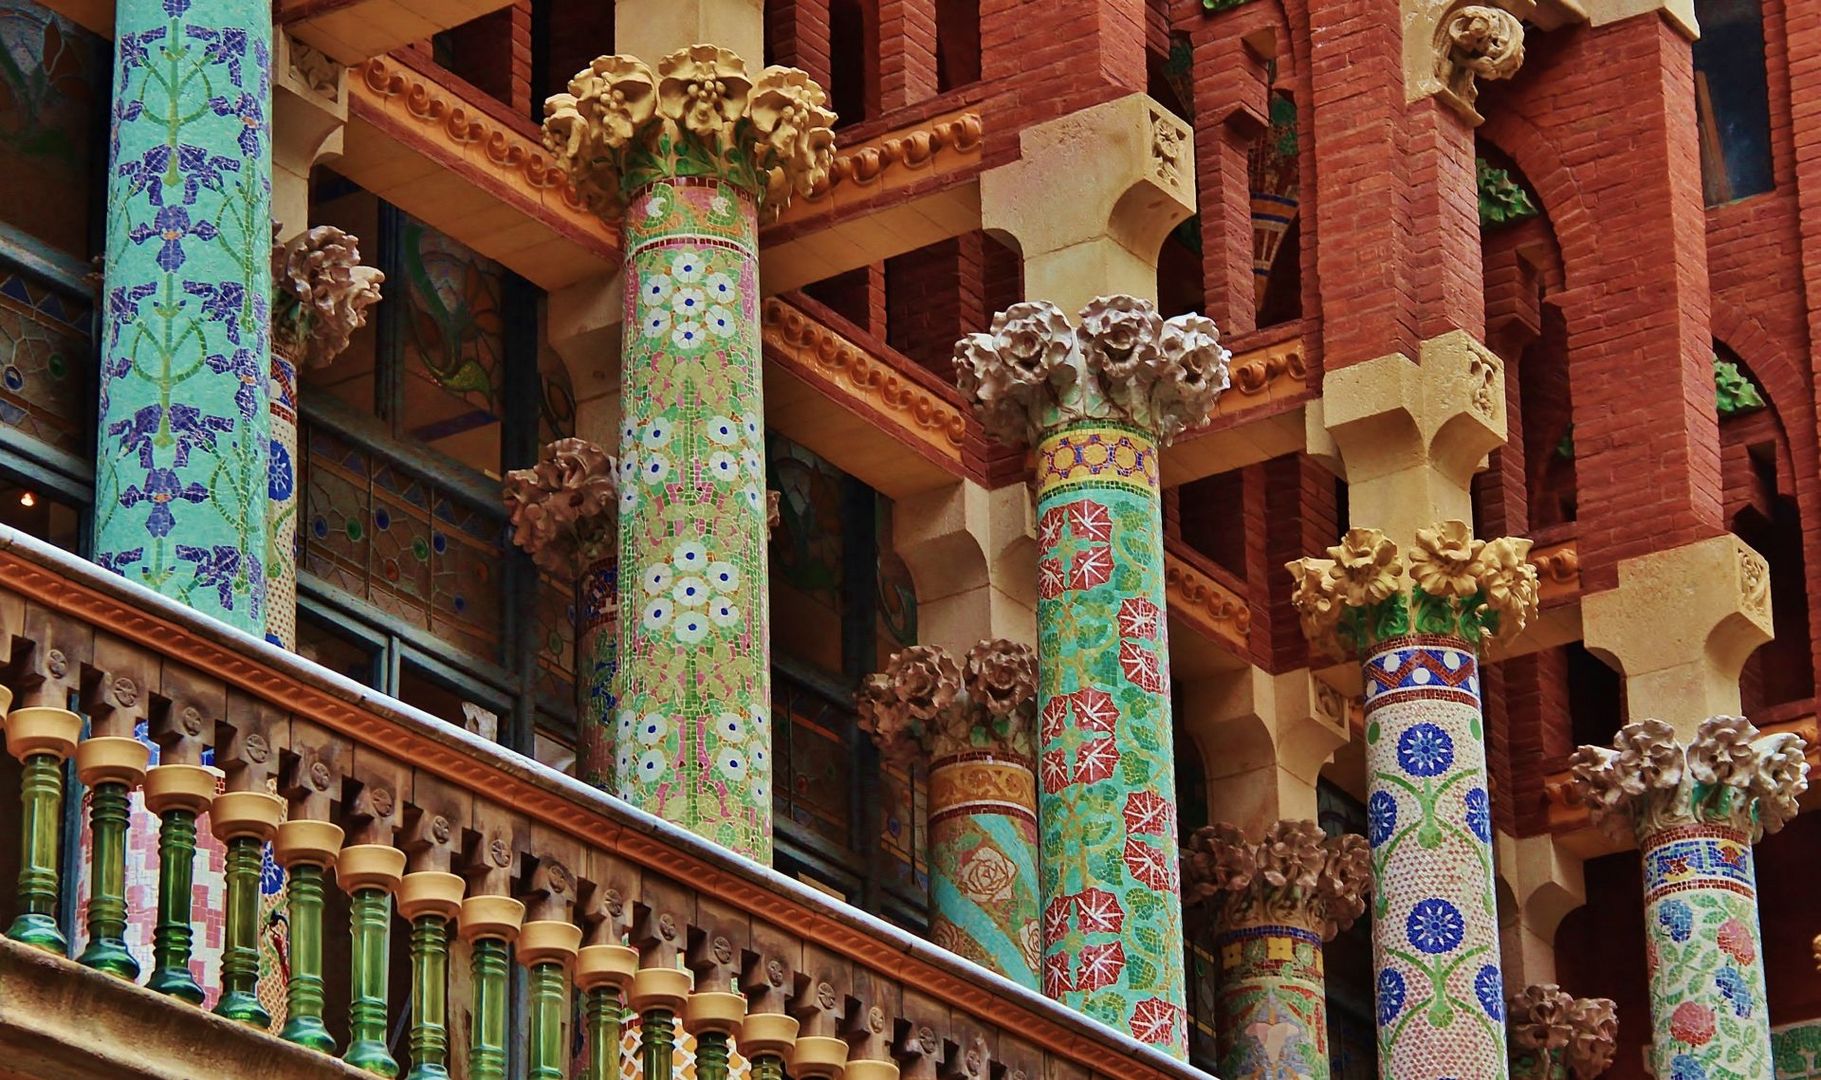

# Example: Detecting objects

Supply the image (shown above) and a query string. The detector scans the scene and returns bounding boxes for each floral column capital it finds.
[1181,820,1371,939]
[953,295,1232,446]
[1507,984,1618,1079]
[270,226,384,366]
[503,438,621,578]
[856,639,1038,767]
[542,44,836,213]
[1569,715,1808,844]
[1285,520,1540,658]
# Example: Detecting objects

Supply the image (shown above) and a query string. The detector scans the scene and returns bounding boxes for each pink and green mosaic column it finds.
[857,641,1042,987]
[1288,523,1540,1079]
[1181,820,1371,1080]
[1571,716,1808,1080]
[952,297,1231,1055]
[543,46,836,861]
[97,0,273,634]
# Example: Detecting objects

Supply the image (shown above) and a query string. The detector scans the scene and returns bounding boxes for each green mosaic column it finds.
[857,641,1041,987]
[542,47,836,862]
[98,0,273,633]
[1571,716,1808,1080]
[1180,821,1370,1080]
[1504,984,1618,1080]
[952,297,1232,1056]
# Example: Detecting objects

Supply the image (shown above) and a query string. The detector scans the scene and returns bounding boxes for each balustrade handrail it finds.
[0,524,1215,1080]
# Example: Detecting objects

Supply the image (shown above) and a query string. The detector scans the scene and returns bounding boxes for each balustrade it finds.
[0,526,1197,1080]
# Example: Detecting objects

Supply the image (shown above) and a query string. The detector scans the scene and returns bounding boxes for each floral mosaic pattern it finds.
[1773,1019,1821,1079]
[1643,824,1772,1080]
[928,754,1041,987]
[614,176,772,861]
[96,0,271,634]
[1035,422,1186,1057]
[1363,638,1506,1079]
[1214,925,1331,1080]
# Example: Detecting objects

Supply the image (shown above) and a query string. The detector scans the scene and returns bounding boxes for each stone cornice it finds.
[1162,540,1252,655]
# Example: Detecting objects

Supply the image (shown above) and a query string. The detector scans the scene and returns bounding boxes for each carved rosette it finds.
[855,640,1038,768]
[1569,715,1808,845]
[1285,520,1539,658]
[1181,820,1370,940]
[269,226,384,368]
[952,295,1232,447]
[1436,3,1526,116]
[1507,984,1619,1080]
[502,439,620,579]
[541,45,836,213]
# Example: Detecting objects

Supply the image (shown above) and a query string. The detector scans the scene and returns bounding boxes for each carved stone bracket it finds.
[1180,819,1370,940]
[1406,0,1528,123]
[1569,715,1809,844]
[1507,984,1619,1079]
[855,640,1037,767]
[270,226,384,368]
[952,295,1232,447]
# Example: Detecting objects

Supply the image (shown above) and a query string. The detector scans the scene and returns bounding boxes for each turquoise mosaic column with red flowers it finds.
[1288,522,1541,1078]
[953,296,1232,1057]
[544,48,835,861]
[97,0,272,634]
[1571,716,1809,1080]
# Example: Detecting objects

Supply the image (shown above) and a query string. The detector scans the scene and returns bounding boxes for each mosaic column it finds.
[953,297,1233,1055]
[1571,716,1809,1080]
[1504,984,1617,1080]
[543,46,836,862]
[267,227,384,648]
[505,439,621,787]
[856,640,1042,987]
[1287,521,1541,1078]
[1179,820,1371,1080]
[96,0,274,633]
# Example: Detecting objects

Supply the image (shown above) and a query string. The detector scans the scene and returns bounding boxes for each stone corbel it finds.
[273,33,349,239]
[893,480,1038,654]
[1495,832,1585,987]
[1581,534,1774,732]
[1317,333,1508,546]
[1405,0,1530,124]
[979,94,1196,313]
[1179,667,1351,830]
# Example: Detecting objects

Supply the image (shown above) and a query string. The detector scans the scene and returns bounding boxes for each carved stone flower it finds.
[955,302,1078,444]
[1687,714,1759,788]
[1752,733,1809,835]
[1409,519,1483,599]
[502,438,619,576]
[1472,534,1539,637]
[1508,984,1574,1052]
[1183,820,1369,940]
[748,66,837,195]
[1287,557,1345,657]
[890,644,961,722]
[657,45,752,142]
[856,671,925,767]
[1564,996,1619,1079]
[575,55,659,147]
[992,301,1077,389]
[962,639,1036,720]
[856,644,964,767]
[1153,313,1232,442]
[1078,294,1162,383]
[271,226,385,368]
[1326,528,1404,608]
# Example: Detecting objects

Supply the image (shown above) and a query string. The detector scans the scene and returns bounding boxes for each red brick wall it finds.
[885,235,986,378]
[768,0,834,85]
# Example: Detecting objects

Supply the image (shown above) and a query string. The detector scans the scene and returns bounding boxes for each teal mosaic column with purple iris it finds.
[96,0,271,634]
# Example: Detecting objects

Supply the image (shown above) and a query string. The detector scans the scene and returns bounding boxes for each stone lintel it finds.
[980,94,1195,314]
[1181,667,1351,831]
[1581,534,1774,734]
[1319,333,1507,545]
[1584,0,1698,39]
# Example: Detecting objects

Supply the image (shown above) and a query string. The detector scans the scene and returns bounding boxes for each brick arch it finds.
[1478,109,1597,294]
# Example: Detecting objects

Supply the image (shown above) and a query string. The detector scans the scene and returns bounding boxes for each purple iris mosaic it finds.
[94,0,271,633]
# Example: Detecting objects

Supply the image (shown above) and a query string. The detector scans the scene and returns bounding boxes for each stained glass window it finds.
[394,217,507,474]
[0,2,104,260]
[0,267,88,456]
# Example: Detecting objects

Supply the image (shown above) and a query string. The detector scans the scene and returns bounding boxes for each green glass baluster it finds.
[7,753,68,952]
[470,937,512,1080]
[215,835,271,1026]
[345,886,401,1076]
[642,1009,677,1080]
[405,914,452,1080]
[279,862,336,1053]
[528,960,570,1079]
[697,1030,732,1080]
[147,807,202,1002]
[581,987,623,1080]
[76,780,139,977]
[751,1051,786,1080]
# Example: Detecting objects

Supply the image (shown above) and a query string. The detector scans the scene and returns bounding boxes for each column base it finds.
[76,936,140,980]
[6,914,65,954]
[213,990,272,1029]
[147,963,205,1005]
[279,1016,337,1055]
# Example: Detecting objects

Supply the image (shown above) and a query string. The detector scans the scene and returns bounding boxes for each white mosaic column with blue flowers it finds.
[1288,522,1539,1079]
[97,0,272,635]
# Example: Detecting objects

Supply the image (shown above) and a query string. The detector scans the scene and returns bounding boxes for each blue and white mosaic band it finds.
[1361,635,1507,1080]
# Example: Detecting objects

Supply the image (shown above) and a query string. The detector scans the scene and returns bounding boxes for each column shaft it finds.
[1213,922,1332,1080]
[928,751,1040,988]
[577,556,618,789]
[267,345,301,647]
[1640,823,1773,1079]
[616,177,771,862]
[1035,421,1186,1055]
[99,0,272,633]
[1362,635,1507,1077]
